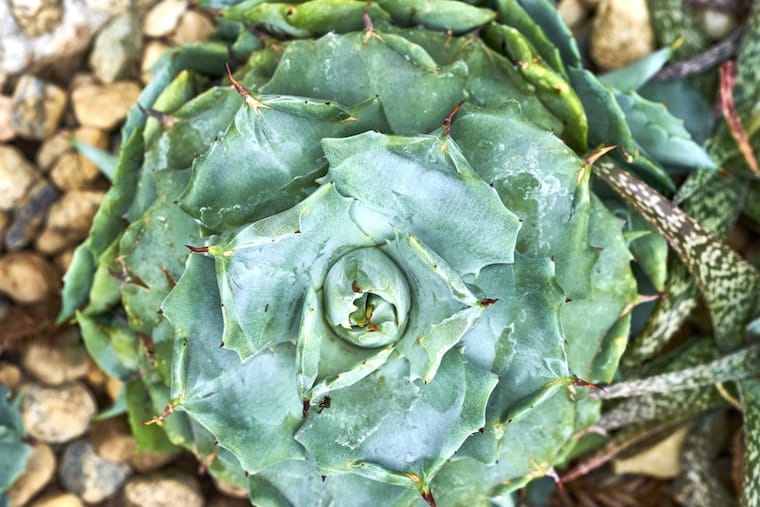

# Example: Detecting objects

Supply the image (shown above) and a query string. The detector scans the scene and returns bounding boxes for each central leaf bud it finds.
[323,248,411,348]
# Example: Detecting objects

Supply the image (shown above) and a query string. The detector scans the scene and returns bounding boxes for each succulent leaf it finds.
[0,386,30,495]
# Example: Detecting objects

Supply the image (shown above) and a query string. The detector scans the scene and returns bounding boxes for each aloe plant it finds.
[58,1,730,505]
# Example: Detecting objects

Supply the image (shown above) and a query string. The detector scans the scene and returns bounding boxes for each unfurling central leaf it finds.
[324,248,411,348]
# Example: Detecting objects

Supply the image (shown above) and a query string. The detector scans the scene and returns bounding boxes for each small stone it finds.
[46,190,105,237]
[558,0,588,31]
[127,450,178,473]
[613,426,688,478]
[10,75,67,140]
[0,362,23,392]
[85,360,107,388]
[90,15,143,83]
[30,492,84,507]
[141,40,171,83]
[123,473,203,507]
[143,0,188,37]
[171,10,215,44]
[105,376,123,401]
[8,0,64,37]
[35,227,74,255]
[20,382,96,443]
[6,443,56,507]
[50,127,109,190]
[4,180,59,251]
[54,248,76,273]
[0,95,14,141]
[72,81,141,130]
[699,8,738,41]
[90,417,137,464]
[37,130,73,172]
[60,439,132,503]
[22,333,90,385]
[590,0,655,71]
[0,252,59,304]
[0,145,40,211]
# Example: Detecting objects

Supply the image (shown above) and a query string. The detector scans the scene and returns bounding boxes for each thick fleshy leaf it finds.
[621,169,744,368]
[178,95,390,232]
[323,131,520,276]
[226,1,392,37]
[377,0,496,33]
[77,312,140,378]
[615,90,717,171]
[260,31,468,134]
[599,344,760,399]
[450,105,598,300]
[119,170,198,336]
[494,0,567,78]
[164,254,305,474]
[598,45,674,91]
[482,22,587,151]
[513,0,581,69]
[296,351,497,489]
[0,386,29,493]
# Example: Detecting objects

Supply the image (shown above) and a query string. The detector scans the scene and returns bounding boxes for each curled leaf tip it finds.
[585,145,616,166]
[144,402,176,426]
[442,100,464,137]
[479,297,499,307]
[226,62,267,111]
[572,376,605,392]
[422,490,437,507]
[185,244,209,253]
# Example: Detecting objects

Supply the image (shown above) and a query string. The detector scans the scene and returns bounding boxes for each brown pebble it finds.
[50,127,109,190]
[6,443,56,507]
[46,190,105,236]
[22,330,90,385]
[4,180,59,251]
[0,252,59,304]
[90,417,137,464]
[11,75,68,140]
[105,375,124,402]
[30,492,84,507]
[171,10,215,45]
[54,248,76,273]
[128,450,178,473]
[0,145,40,211]
[143,0,188,37]
[590,0,655,70]
[35,227,75,255]
[20,382,97,443]
[123,473,203,507]
[0,362,23,392]
[72,81,141,130]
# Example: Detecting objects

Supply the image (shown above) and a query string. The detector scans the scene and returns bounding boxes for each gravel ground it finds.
[0,1,752,506]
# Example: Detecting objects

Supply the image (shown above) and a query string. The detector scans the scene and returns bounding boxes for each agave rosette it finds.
[57,1,664,505]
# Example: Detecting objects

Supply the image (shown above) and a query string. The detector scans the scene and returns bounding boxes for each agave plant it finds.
[57,1,736,505]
